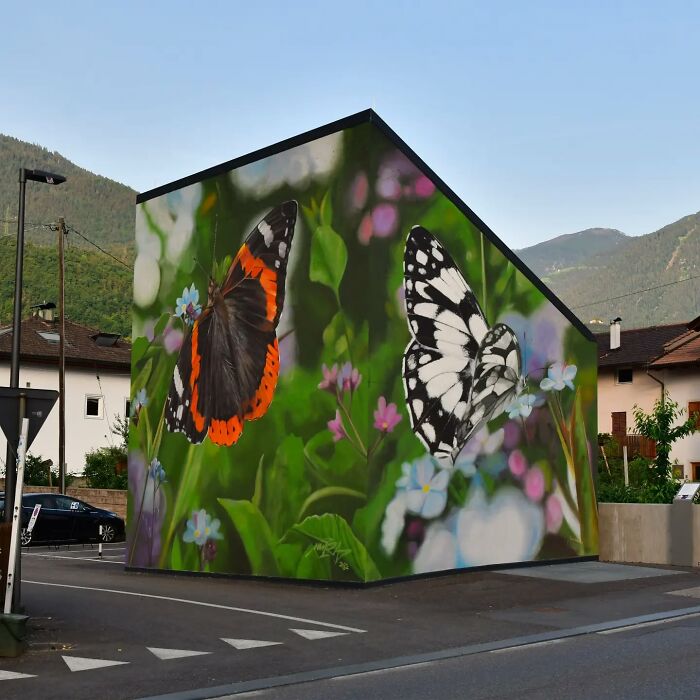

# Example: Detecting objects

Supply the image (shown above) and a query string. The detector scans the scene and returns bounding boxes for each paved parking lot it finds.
[1,545,699,699]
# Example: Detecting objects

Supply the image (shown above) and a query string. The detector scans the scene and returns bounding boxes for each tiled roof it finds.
[596,322,689,368]
[0,316,130,371]
[650,328,700,368]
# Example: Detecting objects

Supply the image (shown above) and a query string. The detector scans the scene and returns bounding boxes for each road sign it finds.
[27,505,41,534]
[0,387,58,450]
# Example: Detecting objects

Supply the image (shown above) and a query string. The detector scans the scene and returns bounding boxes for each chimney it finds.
[610,317,621,350]
[31,301,57,323]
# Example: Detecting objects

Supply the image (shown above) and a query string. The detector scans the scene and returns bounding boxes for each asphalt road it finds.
[244,615,700,700]
[1,544,698,699]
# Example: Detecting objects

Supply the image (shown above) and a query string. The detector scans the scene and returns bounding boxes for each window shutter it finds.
[689,402,700,430]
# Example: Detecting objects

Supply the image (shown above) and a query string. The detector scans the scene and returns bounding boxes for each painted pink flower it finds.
[371,204,398,238]
[413,175,435,199]
[328,410,346,442]
[318,363,339,393]
[524,467,545,502]
[350,172,369,210]
[545,494,563,533]
[376,173,402,200]
[503,421,521,450]
[508,450,528,478]
[163,323,184,354]
[374,396,402,433]
[338,362,361,393]
[358,213,373,245]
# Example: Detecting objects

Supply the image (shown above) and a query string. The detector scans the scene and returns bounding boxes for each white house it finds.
[597,317,700,480]
[0,308,131,475]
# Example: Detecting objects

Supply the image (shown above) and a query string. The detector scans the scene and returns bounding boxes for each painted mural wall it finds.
[128,121,598,582]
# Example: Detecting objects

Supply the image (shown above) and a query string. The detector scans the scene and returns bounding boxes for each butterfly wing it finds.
[165,310,213,445]
[402,226,489,463]
[456,323,522,451]
[166,201,297,446]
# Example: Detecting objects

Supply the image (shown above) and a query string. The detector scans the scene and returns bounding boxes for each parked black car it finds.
[0,492,125,546]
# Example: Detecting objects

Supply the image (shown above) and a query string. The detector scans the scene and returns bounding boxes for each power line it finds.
[66,226,132,270]
[571,273,700,309]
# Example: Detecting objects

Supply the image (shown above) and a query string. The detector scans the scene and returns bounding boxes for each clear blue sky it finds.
[2,1,699,248]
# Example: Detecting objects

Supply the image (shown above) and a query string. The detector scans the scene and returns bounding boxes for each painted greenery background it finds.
[128,123,598,582]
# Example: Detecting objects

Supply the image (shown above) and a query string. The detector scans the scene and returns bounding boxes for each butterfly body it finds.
[402,226,522,464]
[166,201,297,446]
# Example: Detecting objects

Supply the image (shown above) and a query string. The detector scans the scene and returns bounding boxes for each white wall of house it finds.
[598,366,700,480]
[0,362,130,475]
[655,369,700,480]
[597,368,662,433]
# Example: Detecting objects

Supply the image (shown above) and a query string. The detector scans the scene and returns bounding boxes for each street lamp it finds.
[3,168,66,525]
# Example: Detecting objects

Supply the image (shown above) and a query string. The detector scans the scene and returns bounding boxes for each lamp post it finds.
[3,168,66,525]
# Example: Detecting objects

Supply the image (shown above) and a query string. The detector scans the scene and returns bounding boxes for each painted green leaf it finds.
[291,513,380,582]
[309,225,347,297]
[218,498,280,576]
[132,357,153,396]
[297,486,366,522]
[131,337,150,366]
[296,545,332,580]
[320,191,334,227]
[571,390,599,554]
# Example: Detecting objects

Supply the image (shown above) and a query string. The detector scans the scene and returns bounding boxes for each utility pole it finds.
[58,217,67,494]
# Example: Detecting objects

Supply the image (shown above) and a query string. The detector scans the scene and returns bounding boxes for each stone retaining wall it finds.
[0,481,127,521]
[599,502,700,567]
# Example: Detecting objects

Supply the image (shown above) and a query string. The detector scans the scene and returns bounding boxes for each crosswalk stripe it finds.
[147,647,211,660]
[290,628,349,640]
[0,670,36,680]
[62,655,129,672]
[221,638,282,650]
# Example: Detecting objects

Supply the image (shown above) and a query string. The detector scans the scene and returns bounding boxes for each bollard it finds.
[98,526,103,558]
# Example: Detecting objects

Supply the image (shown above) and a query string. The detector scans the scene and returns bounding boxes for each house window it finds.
[85,395,103,419]
[616,368,633,384]
[688,402,700,430]
[124,398,131,419]
[692,463,700,481]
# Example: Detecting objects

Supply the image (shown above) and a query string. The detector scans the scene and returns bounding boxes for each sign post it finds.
[0,387,58,613]
[4,418,28,615]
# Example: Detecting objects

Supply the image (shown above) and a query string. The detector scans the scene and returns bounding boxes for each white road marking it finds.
[23,553,122,564]
[0,670,36,680]
[221,638,282,650]
[597,612,700,635]
[62,655,129,672]
[290,628,349,640]
[330,662,432,681]
[23,580,366,633]
[147,647,211,660]
[490,638,566,653]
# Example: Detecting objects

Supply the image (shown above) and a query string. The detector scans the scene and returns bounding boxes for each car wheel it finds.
[100,523,115,543]
[21,528,32,546]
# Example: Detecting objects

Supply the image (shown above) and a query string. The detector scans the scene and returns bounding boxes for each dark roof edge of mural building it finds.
[137,109,593,341]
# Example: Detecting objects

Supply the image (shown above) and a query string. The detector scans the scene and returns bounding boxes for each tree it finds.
[632,394,697,486]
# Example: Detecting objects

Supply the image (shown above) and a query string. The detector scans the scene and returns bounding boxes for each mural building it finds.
[128,111,598,582]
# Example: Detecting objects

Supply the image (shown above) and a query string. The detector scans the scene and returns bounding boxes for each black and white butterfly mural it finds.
[402,226,525,465]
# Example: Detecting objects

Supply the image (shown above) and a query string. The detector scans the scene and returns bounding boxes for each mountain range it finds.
[1,133,698,336]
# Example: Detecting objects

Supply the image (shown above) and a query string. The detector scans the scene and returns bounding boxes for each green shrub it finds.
[83,446,128,490]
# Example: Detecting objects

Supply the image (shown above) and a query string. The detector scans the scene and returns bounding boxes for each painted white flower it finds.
[133,253,161,308]
[397,456,450,519]
[380,492,408,556]
[506,392,537,419]
[413,523,458,574]
[456,486,545,566]
[231,133,342,195]
[540,363,577,392]
[454,427,504,476]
